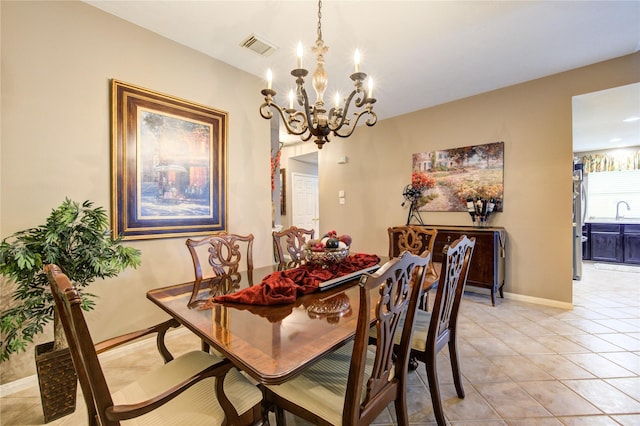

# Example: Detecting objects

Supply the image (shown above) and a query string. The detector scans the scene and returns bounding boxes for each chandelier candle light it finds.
[259,0,377,149]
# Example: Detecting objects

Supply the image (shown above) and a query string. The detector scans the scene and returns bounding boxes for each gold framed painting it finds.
[111,80,227,240]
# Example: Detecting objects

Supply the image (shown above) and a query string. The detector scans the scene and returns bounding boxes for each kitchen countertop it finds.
[586,218,640,224]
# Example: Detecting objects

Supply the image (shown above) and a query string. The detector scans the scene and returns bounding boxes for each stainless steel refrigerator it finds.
[573,166,586,280]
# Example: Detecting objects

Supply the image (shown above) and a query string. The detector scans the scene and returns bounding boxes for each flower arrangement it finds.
[270,143,283,191]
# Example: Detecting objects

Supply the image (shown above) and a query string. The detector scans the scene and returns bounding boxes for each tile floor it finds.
[1,261,639,425]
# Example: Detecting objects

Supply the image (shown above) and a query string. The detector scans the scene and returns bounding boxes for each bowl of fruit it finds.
[303,230,352,267]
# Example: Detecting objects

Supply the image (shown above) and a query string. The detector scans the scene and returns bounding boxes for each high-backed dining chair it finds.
[272,226,314,268]
[44,264,264,426]
[185,232,254,307]
[394,235,475,426]
[263,250,430,426]
[388,225,438,277]
[388,225,439,307]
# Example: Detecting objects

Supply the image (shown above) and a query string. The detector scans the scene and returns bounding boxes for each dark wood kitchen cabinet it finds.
[623,225,640,264]
[590,223,623,263]
[582,224,590,260]
[587,223,640,264]
[418,225,506,306]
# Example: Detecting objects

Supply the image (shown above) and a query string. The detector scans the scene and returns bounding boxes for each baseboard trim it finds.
[0,327,191,397]
[0,374,38,397]
[462,287,573,310]
[503,291,573,309]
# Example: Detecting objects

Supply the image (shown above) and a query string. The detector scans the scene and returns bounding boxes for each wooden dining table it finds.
[146,259,440,386]
[146,263,373,385]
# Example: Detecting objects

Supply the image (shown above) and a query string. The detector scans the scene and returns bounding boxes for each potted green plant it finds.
[0,198,141,422]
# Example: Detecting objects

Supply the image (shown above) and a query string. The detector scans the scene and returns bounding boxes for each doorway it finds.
[291,173,319,236]
[571,83,640,298]
[279,150,319,235]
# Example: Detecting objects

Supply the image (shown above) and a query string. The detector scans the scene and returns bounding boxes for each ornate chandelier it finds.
[259,0,377,149]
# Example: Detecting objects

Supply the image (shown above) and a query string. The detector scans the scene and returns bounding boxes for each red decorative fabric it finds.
[209,253,380,306]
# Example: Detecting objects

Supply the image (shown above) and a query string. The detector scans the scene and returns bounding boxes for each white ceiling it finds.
[573,82,640,153]
[84,0,640,151]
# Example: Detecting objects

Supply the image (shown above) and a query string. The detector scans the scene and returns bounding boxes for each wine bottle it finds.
[466,198,475,213]
[488,198,495,214]
[466,198,476,222]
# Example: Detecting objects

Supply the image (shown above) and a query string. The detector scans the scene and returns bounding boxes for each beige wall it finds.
[1,1,272,383]
[312,52,639,306]
[2,0,639,385]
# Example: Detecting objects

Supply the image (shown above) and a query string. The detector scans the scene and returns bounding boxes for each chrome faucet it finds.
[616,201,630,220]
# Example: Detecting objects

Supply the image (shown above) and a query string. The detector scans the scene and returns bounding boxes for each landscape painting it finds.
[411,141,504,212]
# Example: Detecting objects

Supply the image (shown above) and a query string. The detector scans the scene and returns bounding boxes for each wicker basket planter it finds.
[35,342,77,423]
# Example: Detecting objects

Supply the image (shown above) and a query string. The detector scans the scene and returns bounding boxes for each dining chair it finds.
[185,232,254,307]
[388,225,439,307]
[263,250,430,426]
[44,264,264,426]
[272,226,314,268]
[395,234,475,426]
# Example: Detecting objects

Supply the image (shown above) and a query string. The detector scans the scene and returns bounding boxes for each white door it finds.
[292,173,319,236]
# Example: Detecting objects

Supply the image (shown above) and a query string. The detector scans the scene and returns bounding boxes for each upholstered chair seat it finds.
[264,342,376,425]
[111,351,262,425]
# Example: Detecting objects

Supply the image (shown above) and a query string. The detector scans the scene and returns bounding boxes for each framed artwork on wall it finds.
[411,141,504,212]
[111,80,227,240]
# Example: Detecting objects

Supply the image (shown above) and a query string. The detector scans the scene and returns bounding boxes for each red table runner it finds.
[203,253,380,307]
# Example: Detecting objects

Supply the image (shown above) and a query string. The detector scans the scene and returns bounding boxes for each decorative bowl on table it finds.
[303,230,352,268]
[304,247,349,267]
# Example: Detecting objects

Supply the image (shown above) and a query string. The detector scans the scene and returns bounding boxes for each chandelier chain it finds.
[259,0,377,149]
[317,0,322,41]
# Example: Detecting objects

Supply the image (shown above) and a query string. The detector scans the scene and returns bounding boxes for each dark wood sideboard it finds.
[421,225,506,306]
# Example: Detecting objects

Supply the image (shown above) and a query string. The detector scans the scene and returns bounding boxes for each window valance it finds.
[581,149,640,174]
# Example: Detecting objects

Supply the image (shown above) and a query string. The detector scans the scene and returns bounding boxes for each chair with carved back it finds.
[263,250,430,426]
[185,232,254,306]
[272,226,315,268]
[394,235,475,426]
[44,264,264,426]
[186,232,254,351]
[388,225,439,307]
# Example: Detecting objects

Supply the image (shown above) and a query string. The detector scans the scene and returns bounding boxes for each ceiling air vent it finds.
[240,34,278,57]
